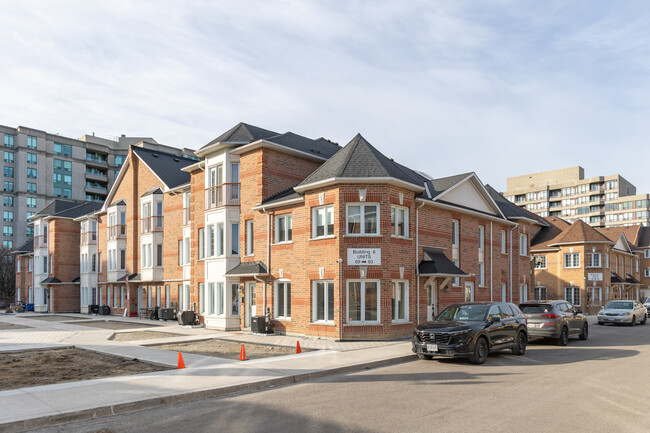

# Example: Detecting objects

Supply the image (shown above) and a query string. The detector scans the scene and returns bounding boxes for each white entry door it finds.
[245,282,256,328]
[464,282,474,302]
[426,280,438,321]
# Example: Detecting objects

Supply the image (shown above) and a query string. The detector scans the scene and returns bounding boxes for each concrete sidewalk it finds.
[0,313,414,432]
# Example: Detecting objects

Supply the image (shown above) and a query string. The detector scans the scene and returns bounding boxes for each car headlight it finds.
[598,310,604,315]
[449,330,472,343]
[620,312,632,316]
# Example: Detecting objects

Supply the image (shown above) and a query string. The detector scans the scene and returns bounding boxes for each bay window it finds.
[312,205,334,238]
[391,206,408,237]
[347,204,378,235]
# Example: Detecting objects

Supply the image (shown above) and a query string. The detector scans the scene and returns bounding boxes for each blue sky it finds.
[1,1,650,193]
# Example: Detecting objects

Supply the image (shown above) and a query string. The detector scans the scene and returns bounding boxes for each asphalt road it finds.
[36,321,649,433]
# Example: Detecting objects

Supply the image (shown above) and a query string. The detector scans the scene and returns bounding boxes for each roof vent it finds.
[174,158,179,162]
[152,153,158,157]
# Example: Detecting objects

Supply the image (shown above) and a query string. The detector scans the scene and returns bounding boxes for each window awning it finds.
[611,272,625,284]
[625,273,642,285]
[117,273,139,282]
[418,248,469,277]
[226,261,268,277]
[40,277,62,284]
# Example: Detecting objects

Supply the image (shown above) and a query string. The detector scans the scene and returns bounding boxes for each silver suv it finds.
[519,300,588,346]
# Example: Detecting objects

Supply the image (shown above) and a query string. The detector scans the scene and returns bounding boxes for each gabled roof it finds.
[52,201,103,219]
[201,122,280,150]
[141,187,163,197]
[296,134,426,191]
[485,185,549,226]
[260,188,302,207]
[425,173,472,200]
[132,146,196,190]
[597,226,643,248]
[550,219,613,246]
[40,277,62,284]
[612,234,634,254]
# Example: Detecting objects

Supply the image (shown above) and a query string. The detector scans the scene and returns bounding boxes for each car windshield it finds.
[437,305,488,322]
[605,301,633,310]
[520,304,552,314]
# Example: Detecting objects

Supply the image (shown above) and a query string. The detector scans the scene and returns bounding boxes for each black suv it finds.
[412,302,528,364]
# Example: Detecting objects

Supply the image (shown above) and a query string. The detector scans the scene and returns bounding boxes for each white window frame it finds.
[478,225,485,250]
[565,287,581,306]
[478,263,485,287]
[644,269,650,278]
[534,286,547,300]
[274,214,292,243]
[453,260,460,286]
[519,233,528,256]
[312,205,334,239]
[392,280,409,322]
[588,287,602,304]
[645,250,650,259]
[533,255,547,269]
[564,253,580,268]
[274,280,292,319]
[586,253,601,268]
[346,203,379,236]
[347,279,380,324]
[245,220,254,255]
[312,280,334,323]
[390,205,409,238]
[452,220,459,246]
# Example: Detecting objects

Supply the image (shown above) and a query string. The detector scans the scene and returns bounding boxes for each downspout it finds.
[415,201,425,325]
[260,206,270,315]
[490,221,493,302]
[337,258,343,340]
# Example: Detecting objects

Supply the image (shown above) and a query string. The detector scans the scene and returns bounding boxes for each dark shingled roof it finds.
[262,132,340,159]
[226,261,269,276]
[14,239,33,254]
[132,146,196,189]
[260,188,302,206]
[485,185,549,226]
[531,217,571,250]
[142,187,163,197]
[418,249,469,276]
[53,201,103,219]
[611,272,625,284]
[424,173,472,199]
[626,273,642,285]
[201,122,280,149]
[40,277,62,284]
[117,273,139,282]
[639,227,650,248]
[298,134,427,189]
[552,219,612,245]
[32,200,84,218]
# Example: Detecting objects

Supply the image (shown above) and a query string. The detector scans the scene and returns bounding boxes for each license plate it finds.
[427,344,438,352]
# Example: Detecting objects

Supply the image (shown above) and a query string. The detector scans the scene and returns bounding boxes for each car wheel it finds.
[417,353,433,360]
[511,332,527,355]
[557,326,569,346]
[470,337,488,365]
[579,323,588,340]
[631,316,636,327]
[642,315,647,325]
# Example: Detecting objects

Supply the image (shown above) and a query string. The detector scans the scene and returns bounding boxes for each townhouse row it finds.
[16,122,553,339]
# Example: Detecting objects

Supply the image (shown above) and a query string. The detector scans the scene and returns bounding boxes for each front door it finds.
[245,282,256,328]
[464,282,474,302]
[426,280,437,321]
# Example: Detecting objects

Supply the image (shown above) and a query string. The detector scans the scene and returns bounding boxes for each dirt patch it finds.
[155,339,311,360]
[109,331,182,341]
[78,320,160,330]
[0,347,170,391]
[25,315,90,322]
[0,321,31,330]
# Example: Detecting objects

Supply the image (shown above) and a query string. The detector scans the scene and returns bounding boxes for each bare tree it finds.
[0,248,15,306]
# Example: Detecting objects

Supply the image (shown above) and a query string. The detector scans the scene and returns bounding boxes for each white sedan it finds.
[597,301,647,326]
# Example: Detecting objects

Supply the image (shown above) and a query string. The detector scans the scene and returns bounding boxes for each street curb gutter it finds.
[2,354,415,433]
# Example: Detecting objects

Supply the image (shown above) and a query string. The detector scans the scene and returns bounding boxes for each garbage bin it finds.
[99,305,111,315]
[89,304,99,314]
[177,310,196,325]
[251,315,266,334]
[25,303,34,312]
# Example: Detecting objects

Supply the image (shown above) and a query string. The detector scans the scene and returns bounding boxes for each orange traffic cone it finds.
[177,352,186,369]
[296,341,302,354]
[239,344,246,361]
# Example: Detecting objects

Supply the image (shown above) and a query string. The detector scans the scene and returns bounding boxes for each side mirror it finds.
[575,309,582,314]
[489,315,501,323]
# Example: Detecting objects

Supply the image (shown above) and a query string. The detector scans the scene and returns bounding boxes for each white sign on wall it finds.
[588,273,603,281]
[347,248,381,266]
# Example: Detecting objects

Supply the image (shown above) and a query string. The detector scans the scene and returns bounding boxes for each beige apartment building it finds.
[505,166,650,228]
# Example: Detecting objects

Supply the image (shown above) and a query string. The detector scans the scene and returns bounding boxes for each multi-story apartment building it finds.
[531,217,649,314]
[14,122,548,340]
[504,166,650,228]
[0,124,196,249]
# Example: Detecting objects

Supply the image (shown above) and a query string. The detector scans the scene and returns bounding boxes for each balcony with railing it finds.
[108,224,127,240]
[80,231,97,245]
[141,216,164,234]
[183,207,190,226]
[205,183,240,210]
[33,235,48,249]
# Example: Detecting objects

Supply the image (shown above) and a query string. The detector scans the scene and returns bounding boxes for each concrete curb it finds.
[1,354,415,433]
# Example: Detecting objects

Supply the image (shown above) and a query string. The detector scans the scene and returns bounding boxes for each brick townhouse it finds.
[16,200,102,312]
[226,132,546,339]
[14,121,550,340]
[531,217,648,314]
[13,239,33,305]
[83,146,198,316]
